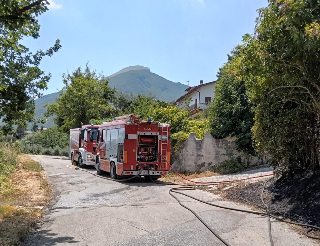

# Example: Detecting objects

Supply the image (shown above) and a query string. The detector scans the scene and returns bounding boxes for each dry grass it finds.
[17,155,43,172]
[0,154,51,246]
[159,170,218,185]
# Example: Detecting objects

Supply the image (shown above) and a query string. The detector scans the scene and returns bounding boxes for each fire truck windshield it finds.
[89,129,99,141]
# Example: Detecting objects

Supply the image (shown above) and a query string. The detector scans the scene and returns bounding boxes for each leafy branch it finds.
[0,0,47,22]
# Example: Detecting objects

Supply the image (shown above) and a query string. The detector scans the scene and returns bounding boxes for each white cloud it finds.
[48,0,63,10]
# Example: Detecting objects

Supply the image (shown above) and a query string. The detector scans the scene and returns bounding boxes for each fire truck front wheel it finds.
[77,155,85,168]
[71,153,77,166]
[110,162,117,180]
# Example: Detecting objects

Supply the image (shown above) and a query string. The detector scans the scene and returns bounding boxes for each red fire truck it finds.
[96,114,170,180]
[70,124,101,167]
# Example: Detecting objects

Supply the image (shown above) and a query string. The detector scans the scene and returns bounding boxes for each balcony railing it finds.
[189,103,207,111]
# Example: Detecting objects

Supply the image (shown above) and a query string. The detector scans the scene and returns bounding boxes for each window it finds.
[118,128,125,144]
[90,129,98,141]
[205,97,211,105]
[101,130,105,142]
[106,129,111,154]
[110,129,119,157]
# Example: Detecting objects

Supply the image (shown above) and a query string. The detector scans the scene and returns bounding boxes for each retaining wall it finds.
[172,132,265,173]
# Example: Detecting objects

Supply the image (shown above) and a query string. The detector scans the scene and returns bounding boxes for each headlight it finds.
[87,154,91,158]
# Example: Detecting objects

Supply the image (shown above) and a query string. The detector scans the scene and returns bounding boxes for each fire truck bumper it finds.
[122,170,168,176]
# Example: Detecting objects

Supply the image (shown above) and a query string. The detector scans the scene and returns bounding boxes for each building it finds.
[174,80,216,112]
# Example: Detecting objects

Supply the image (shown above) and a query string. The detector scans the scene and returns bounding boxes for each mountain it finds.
[29,66,187,129]
[107,66,188,102]
[109,65,150,77]
[28,92,60,129]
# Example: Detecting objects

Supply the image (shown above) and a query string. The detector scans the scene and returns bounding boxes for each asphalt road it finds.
[23,155,318,246]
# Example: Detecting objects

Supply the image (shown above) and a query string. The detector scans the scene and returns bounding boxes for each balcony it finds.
[189,103,207,111]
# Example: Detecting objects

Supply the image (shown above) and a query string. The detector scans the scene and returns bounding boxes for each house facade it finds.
[174,80,216,112]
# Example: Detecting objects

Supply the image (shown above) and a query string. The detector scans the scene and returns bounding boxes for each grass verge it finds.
[0,153,51,246]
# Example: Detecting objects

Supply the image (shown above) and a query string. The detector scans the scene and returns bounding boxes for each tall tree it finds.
[209,44,255,155]
[46,65,116,132]
[112,91,133,115]
[0,0,61,132]
[243,0,320,173]
[32,121,38,132]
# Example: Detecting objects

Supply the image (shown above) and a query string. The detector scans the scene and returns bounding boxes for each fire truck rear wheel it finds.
[95,159,103,175]
[110,162,117,180]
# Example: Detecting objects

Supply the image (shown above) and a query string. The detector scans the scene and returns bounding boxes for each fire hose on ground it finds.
[75,163,320,246]
[162,163,320,245]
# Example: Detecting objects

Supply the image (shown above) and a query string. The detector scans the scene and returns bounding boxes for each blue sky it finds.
[26,0,268,95]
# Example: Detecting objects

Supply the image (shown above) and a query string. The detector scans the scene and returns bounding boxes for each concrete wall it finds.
[173,132,264,173]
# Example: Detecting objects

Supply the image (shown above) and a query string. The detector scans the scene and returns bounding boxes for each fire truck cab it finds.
[70,124,100,167]
[96,115,170,180]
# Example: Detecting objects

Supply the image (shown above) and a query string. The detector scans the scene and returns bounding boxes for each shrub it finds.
[19,127,69,156]
[60,147,69,157]
[215,157,245,174]
[53,147,60,156]
[0,143,18,167]
[32,144,43,155]
[0,143,19,191]
[42,148,53,156]
[171,132,189,152]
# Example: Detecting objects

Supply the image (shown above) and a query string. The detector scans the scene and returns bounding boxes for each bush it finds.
[42,148,53,156]
[0,143,19,191]
[171,132,189,152]
[53,147,60,156]
[19,127,69,156]
[60,147,69,157]
[32,144,43,155]
[215,157,245,174]
[0,135,13,143]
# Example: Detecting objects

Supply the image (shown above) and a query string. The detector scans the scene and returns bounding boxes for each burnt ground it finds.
[205,171,320,239]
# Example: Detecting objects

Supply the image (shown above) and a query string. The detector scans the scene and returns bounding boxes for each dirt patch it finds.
[159,170,217,185]
[205,173,320,239]
[0,155,51,246]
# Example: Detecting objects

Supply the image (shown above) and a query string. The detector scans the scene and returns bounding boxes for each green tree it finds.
[32,121,38,132]
[113,91,133,115]
[128,94,162,119]
[124,95,209,150]
[209,45,255,155]
[149,104,190,134]
[46,65,116,131]
[15,124,26,139]
[0,0,61,132]
[243,0,320,173]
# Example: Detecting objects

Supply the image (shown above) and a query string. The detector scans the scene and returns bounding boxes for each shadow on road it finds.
[78,165,177,187]
[23,229,79,246]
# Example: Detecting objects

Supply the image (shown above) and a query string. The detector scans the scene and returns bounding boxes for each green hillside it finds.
[29,92,60,129]
[108,66,187,102]
[29,66,187,129]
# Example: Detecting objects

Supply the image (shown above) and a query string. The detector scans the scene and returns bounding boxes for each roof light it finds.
[148,117,151,122]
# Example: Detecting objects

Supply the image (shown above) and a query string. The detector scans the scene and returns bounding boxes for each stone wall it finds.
[172,132,264,173]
